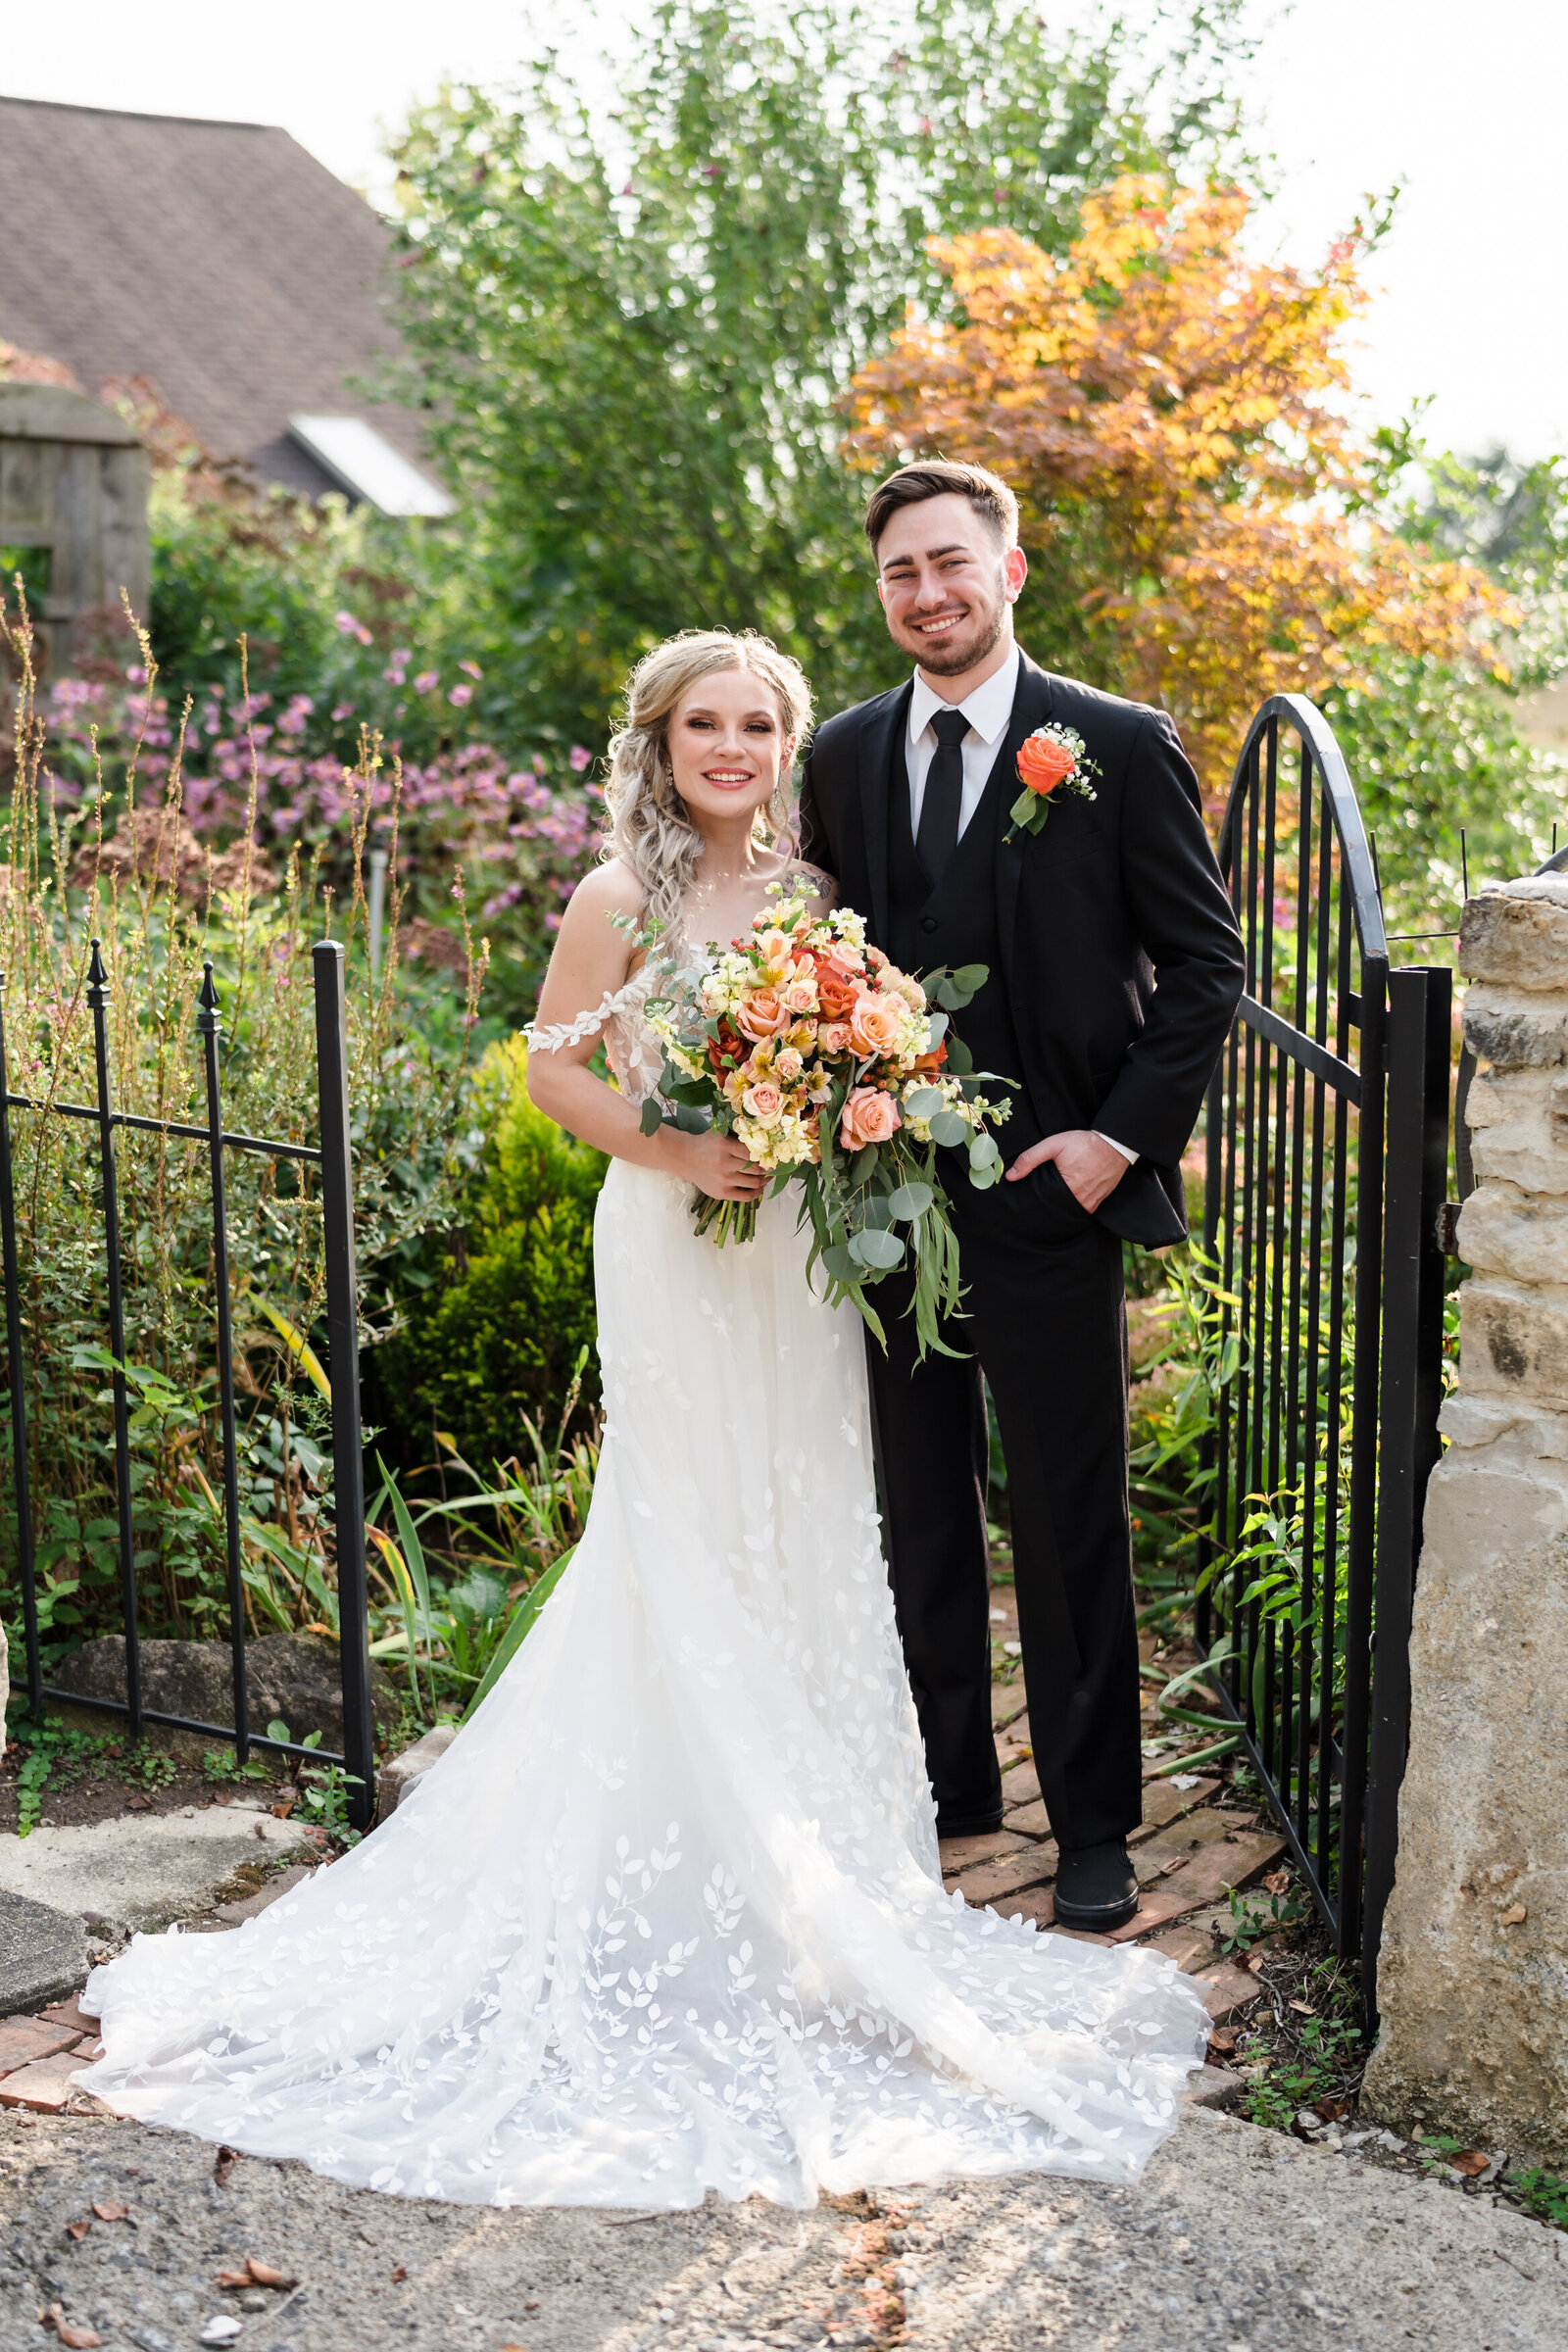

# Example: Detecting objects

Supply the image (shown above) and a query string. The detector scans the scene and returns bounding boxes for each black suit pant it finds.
[865,1160,1143,1850]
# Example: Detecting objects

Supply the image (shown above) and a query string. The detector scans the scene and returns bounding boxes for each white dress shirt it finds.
[906,643,1021,844]
[905,642,1138,1168]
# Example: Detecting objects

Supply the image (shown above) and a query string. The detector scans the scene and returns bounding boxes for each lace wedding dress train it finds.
[79,1067,1206,2207]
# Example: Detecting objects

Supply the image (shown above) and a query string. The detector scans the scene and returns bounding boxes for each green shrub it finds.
[372,1038,606,1471]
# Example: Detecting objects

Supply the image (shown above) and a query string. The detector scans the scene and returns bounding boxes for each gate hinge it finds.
[1439,1200,1463,1257]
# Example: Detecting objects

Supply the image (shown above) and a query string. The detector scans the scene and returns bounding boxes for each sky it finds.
[1,0,1560,462]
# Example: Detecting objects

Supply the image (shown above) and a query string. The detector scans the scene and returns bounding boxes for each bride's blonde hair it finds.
[604,629,813,947]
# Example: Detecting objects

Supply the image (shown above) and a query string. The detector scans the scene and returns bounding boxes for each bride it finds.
[77,629,1206,2210]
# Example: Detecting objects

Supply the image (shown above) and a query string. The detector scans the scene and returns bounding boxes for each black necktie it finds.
[916,708,970,886]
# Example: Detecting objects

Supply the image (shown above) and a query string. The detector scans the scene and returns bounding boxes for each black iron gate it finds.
[0,940,376,1829]
[1198,695,1450,2015]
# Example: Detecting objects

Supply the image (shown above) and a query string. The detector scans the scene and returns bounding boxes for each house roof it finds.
[0,93,444,501]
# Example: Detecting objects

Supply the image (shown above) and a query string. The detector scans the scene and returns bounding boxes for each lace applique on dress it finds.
[525,959,696,1108]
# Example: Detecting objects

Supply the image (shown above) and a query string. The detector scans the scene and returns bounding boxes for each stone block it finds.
[1458,1283,1568,1400]
[50,1631,396,1754]
[0,1806,316,1936]
[1463,989,1568,1070]
[0,1891,88,2012]
[1465,1072,1568,1198]
[1459,877,1568,990]
[374,1720,459,1822]
[1454,1184,1568,1288]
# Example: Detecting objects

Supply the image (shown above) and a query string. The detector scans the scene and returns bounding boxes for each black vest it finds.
[886,733,1042,1158]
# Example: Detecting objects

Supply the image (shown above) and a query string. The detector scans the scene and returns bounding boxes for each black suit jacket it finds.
[797,651,1246,1247]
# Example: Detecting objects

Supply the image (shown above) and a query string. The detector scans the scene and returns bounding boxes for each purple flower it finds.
[458,659,483,679]
[448,682,474,707]
[414,670,440,694]
[569,744,592,770]
[332,703,355,722]
[334,610,373,645]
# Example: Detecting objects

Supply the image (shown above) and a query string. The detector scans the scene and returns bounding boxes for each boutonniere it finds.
[1006,724,1101,839]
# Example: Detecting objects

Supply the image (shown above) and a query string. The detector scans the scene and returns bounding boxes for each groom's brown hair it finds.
[863,459,1019,556]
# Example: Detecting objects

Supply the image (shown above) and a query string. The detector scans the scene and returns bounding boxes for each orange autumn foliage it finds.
[842,176,1511,801]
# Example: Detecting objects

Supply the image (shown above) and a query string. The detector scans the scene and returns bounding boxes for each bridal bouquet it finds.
[639,887,1009,1354]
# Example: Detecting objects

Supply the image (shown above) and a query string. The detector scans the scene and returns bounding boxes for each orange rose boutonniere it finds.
[1008,723,1100,839]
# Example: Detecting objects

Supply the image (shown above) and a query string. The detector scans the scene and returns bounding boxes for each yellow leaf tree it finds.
[842,176,1509,805]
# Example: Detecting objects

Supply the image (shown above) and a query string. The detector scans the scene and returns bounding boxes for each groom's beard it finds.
[887,583,1009,679]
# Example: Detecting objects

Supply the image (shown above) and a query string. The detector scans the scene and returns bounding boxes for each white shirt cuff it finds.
[1094,1131,1140,1165]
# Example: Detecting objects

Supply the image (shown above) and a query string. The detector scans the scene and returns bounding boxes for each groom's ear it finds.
[1004,546,1028,602]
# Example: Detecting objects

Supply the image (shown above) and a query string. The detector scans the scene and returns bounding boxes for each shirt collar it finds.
[907,642,1021,749]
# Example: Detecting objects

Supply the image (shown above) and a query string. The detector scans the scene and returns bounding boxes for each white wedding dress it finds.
[77,974,1207,2209]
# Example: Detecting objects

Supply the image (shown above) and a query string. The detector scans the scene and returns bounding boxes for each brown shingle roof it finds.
[0,93,439,495]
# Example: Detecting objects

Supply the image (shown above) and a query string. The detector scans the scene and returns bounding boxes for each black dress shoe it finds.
[936,1808,1004,1841]
[1053,1838,1139,1931]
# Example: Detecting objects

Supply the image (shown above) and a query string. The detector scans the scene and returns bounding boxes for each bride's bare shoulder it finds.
[784,857,838,917]
[564,858,644,926]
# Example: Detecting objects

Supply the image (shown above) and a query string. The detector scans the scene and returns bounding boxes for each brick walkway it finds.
[938,1590,1283,2033]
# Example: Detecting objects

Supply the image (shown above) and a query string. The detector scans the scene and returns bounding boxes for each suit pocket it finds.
[1036,1159,1094,1223]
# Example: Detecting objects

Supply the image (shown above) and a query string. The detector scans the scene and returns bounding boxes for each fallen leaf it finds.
[66,2219,91,2239]
[1263,1867,1292,1896]
[1289,2000,1317,2016]
[1314,2094,1352,2122]
[1451,2149,1492,2178]
[40,2309,102,2349]
[245,2259,297,2288]
[214,2145,239,2187]
[271,1798,295,1820]
[1207,2027,1238,2055]
[390,2268,408,2283]
[1158,1857,1188,1878]
[91,2202,129,2223]
[1246,1948,1268,1973]
[214,2272,253,2291]
[124,1792,152,1811]
[1499,1903,1527,1927]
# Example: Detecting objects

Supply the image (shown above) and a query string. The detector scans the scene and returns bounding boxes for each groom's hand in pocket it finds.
[1006,1129,1128,1212]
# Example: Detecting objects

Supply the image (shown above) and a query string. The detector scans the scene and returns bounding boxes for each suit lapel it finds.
[857,680,911,950]
[995,653,1054,979]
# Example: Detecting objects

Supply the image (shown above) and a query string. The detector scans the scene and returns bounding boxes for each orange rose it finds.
[817,968,859,1019]
[816,1020,852,1054]
[911,1039,949,1073]
[735,986,790,1041]
[840,1086,901,1149]
[1017,732,1078,797]
[848,994,906,1058]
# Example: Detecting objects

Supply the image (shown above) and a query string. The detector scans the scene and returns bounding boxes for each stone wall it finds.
[1363,874,1568,2163]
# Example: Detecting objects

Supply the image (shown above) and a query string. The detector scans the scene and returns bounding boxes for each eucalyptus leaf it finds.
[822,1243,859,1285]
[928,1109,970,1147]
[639,1098,664,1137]
[969,1132,1001,1166]
[945,1036,974,1075]
[849,1226,905,1271]
[887,1181,934,1220]
[905,1085,944,1117]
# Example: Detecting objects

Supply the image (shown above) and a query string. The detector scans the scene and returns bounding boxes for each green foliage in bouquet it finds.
[370,1037,607,1474]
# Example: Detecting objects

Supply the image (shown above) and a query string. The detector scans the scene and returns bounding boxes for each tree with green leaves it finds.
[388,0,1259,744]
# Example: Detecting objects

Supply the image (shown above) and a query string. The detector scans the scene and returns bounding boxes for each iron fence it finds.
[0,939,375,1828]
[1198,694,1450,2018]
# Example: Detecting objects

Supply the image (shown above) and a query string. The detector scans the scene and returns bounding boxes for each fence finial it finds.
[85,938,109,1004]
[197,960,221,1035]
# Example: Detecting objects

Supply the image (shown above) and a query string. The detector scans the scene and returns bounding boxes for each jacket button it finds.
[920,916,938,934]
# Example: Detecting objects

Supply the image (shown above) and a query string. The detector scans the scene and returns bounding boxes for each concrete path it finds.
[0,1805,318,1937]
[0,2100,1562,2352]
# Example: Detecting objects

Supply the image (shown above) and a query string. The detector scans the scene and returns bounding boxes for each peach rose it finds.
[849,994,907,1058]
[840,1087,901,1150]
[775,1047,805,1082]
[742,1081,785,1123]
[864,944,889,970]
[1017,732,1078,797]
[816,1020,852,1054]
[782,977,818,1015]
[735,986,790,1041]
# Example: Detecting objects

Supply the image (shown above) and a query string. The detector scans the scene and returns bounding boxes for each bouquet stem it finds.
[693,1195,758,1248]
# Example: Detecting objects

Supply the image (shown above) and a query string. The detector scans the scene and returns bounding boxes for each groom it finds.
[798,461,1244,1930]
